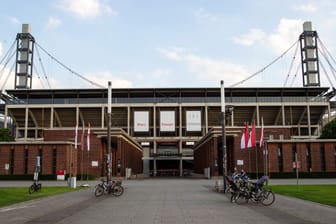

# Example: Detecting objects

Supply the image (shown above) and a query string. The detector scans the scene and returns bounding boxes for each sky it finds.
[1,0,336,89]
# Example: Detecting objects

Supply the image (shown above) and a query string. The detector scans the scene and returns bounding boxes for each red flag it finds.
[81,121,85,150]
[260,117,264,148]
[241,122,249,149]
[87,123,91,151]
[248,121,256,148]
[75,119,78,149]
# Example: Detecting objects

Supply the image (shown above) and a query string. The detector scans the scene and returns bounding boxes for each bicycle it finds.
[29,180,42,194]
[94,179,124,197]
[231,182,275,206]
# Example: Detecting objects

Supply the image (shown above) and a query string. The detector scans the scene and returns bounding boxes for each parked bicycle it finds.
[29,180,42,194]
[94,179,124,197]
[231,176,275,206]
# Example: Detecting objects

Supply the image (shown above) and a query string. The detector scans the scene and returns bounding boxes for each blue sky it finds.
[1,0,336,89]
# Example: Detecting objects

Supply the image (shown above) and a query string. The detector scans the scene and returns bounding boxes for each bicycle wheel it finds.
[230,192,238,203]
[94,185,104,197]
[37,183,42,192]
[261,190,275,206]
[225,185,231,193]
[29,185,35,194]
[235,190,248,204]
[111,185,124,196]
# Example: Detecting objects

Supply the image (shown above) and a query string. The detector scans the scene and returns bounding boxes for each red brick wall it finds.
[0,144,73,175]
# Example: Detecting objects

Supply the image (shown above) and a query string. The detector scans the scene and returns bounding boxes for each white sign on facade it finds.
[134,111,149,132]
[160,111,175,132]
[237,160,244,165]
[186,111,201,131]
[92,161,99,167]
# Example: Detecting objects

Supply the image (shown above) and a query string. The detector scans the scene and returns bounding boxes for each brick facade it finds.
[193,127,336,176]
[0,128,143,178]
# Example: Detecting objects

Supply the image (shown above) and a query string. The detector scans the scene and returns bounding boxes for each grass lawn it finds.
[267,185,336,207]
[0,187,79,208]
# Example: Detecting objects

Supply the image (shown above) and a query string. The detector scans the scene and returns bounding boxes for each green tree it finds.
[320,119,336,139]
[0,128,14,141]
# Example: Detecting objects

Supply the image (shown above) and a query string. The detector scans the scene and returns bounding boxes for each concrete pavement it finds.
[0,178,335,224]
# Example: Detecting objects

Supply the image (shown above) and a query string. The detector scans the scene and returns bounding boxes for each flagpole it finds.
[107,81,112,183]
[256,146,258,179]
[87,150,89,181]
[81,143,84,180]
[220,80,227,194]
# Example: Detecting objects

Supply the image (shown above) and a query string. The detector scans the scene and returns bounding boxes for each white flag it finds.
[87,123,91,151]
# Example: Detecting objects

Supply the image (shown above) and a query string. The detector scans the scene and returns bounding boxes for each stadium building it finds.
[0,22,336,179]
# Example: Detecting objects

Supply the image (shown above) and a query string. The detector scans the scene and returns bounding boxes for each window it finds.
[278,144,283,172]
[24,149,29,174]
[38,148,43,173]
[292,144,297,171]
[320,145,326,172]
[10,149,14,175]
[52,148,57,174]
[306,144,312,172]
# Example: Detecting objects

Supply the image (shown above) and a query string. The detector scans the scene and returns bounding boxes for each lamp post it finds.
[220,80,227,193]
[107,81,112,183]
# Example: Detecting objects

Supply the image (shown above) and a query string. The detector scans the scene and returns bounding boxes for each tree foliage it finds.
[0,128,14,141]
[320,119,336,139]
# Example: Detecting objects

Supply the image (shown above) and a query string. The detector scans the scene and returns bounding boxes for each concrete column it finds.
[101,106,104,128]
[4,106,8,128]
[282,105,285,126]
[180,157,183,177]
[24,107,28,139]
[153,157,157,177]
[307,105,311,136]
[205,105,208,134]
[50,107,54,128]
[127,106,130,134]
[142,147,150,176]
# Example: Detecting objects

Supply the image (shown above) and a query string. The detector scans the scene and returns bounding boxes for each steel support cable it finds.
[283,41,300,87]
[318,42,336,83]
[1,61,15,91]
[35,46,51,89]
[230,40,299,87]
[319,59,334,87]
[289,63,301,87]
[0,39,16,65]
[0,52,15,85]
[318,39,336,67]
[35,42,105,88]
[0,50,16,80]
[33,64,45,89]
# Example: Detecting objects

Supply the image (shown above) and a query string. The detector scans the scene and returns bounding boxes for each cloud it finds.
[7,16,21,25]
[233,18,302,54]
[57,0,118,19]
[293,3,317,13]
[46,17,62,29]
[194,8,218,23]
[0,65,15,90]
[157,47,251,86]
[83,71,132,88]
[157,47,187,61]
[268,18,303,54]
[233,29,267,46]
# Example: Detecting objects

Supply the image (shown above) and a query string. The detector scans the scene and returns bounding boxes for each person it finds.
[232,167,239,181]
[240,169,248,180]
[254,175,268,195]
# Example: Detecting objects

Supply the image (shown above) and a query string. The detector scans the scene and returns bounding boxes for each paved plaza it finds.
[0,178,335,224]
